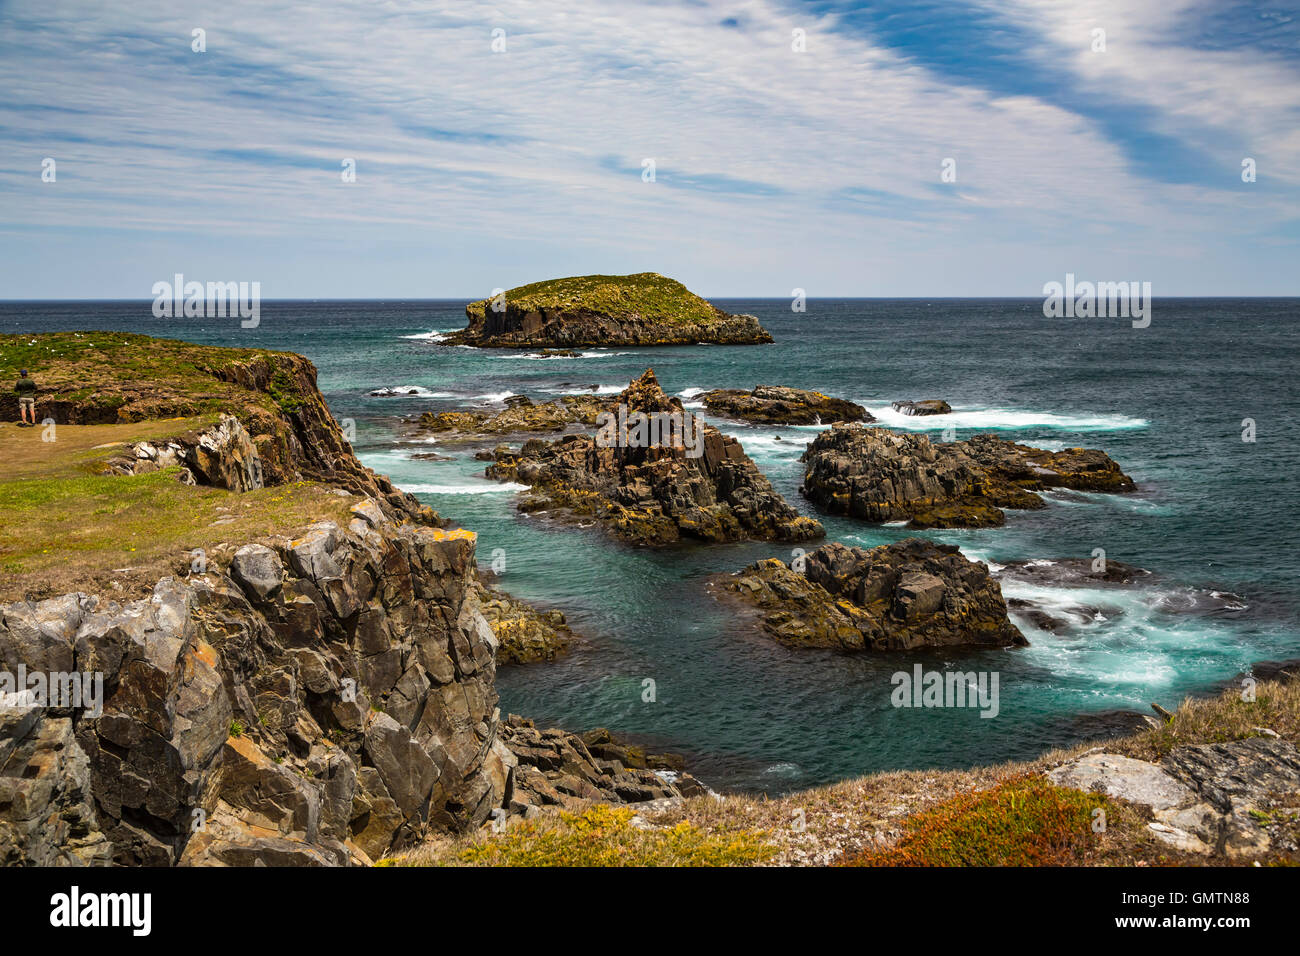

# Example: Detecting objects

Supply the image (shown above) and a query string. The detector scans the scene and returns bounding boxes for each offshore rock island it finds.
[442,273,774,348]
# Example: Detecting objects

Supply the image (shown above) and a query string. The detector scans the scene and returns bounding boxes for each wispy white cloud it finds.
[0,0,1296,296]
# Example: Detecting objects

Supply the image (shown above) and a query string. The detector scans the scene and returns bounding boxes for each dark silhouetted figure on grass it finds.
[15,369,37,427]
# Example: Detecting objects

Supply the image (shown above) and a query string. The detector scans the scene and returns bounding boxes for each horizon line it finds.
[4,295,1300,304]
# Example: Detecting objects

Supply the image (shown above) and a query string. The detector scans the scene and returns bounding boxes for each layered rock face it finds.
[210,353,435,521]
[800,425,1134,528]
[485,370,824,545]
[715,538,1026,651]
[444,273,773,347]
[0,505,514,866]
[700,385,871,425]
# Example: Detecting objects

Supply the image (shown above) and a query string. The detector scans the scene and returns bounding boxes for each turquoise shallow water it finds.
[5,298,1298,793]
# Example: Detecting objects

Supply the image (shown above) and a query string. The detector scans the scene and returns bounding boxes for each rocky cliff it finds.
[0,334,698,867]
[0,332,434,524]
[0,506,514,866]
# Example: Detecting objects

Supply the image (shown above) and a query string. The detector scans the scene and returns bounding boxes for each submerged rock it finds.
[475,583,573,665]
[700,385,871,425]
[997,557,1153,588]
[714,538,1026,651]
[417,394,607,439]
[444,273,773,347]
[800,425,1135,528]
[891,399,952,416]
[485,370,823,546]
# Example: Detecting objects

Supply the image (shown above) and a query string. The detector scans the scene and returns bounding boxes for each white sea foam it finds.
[502,350,629,361]
[400,330,452,342]
[401,482,530,494]
[864,405,1148,432]
[368,385,453,398]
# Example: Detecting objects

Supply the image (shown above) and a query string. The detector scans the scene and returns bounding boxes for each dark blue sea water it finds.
[4,298,1298,793]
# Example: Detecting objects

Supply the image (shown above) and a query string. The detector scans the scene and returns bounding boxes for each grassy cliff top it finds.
[0,420,357,602]
[0,331,316,421]
[465,273,728,323]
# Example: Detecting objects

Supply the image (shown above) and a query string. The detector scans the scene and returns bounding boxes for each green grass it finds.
[465,273,725,325]
[0,331,317,422]
[0,452,355,601]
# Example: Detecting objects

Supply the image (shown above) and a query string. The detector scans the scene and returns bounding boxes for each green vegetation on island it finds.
[449,272,774,347]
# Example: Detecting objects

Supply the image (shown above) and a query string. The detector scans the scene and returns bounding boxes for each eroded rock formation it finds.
[417,394,607,439]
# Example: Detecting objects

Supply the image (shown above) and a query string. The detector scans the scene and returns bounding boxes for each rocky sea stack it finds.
[800,425,1135,528]
[700,385,871,425]
[443,273,773,347]
[486,370,823,545]
[715,538,1026,650]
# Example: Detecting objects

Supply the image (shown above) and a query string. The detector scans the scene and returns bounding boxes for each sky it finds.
[1,0,1297,298]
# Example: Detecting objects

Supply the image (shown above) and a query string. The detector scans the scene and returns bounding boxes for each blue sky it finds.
[1,0,1297,297]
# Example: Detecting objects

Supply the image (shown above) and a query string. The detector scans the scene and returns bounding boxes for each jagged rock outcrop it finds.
[485,370,823,545]
[700,385,870,425]
[208,352,435,521]
[800,425,1134,528]
[417,394,607,439]
[443,273,773,347]
[713,538,1026,650]
[105,414,263,492]
[1048,739,1300,858]
[891,400,952,416]
[0,506,514,866]
[501,717,702,814]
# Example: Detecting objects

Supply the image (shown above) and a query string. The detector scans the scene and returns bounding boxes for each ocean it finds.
[4,298,1298,794]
